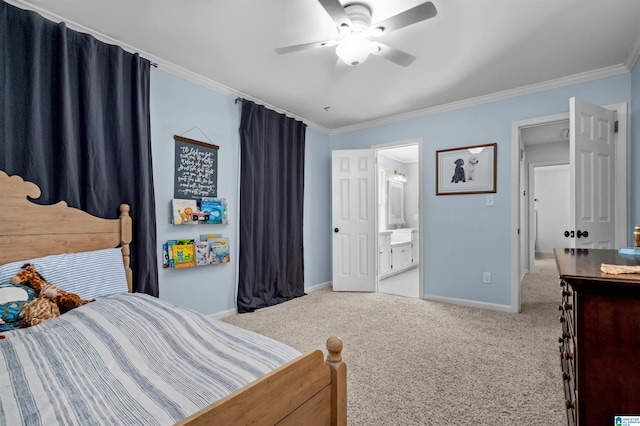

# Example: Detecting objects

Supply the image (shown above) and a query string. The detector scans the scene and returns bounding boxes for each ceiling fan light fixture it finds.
[336,35,376,67]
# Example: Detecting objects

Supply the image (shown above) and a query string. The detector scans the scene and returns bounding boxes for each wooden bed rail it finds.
[176,336,347,426]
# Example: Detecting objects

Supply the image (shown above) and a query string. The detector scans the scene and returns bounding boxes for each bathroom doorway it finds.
[376,140,422,298]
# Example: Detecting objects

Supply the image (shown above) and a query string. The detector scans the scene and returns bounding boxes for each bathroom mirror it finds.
[388,180,404,225]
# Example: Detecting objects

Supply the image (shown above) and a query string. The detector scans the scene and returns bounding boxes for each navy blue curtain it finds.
[0,1,158,296]
[238,100,306,313]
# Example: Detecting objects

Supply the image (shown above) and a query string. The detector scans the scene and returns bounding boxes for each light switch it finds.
[486,194,494,206]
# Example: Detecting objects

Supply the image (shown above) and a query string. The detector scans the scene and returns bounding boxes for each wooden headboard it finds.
[0,170,133,291]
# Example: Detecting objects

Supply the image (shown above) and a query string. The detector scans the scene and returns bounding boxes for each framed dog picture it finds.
[436,143,496,195]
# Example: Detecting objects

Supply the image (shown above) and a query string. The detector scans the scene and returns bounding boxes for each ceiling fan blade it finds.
[275,39,338,55]
[372,43,416,67]
[373,1,437,33]
[317,0,352,29]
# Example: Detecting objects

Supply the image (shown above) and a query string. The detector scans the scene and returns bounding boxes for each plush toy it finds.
[10,264,93,314]
[19,282,61,327]
[0,283,37,331]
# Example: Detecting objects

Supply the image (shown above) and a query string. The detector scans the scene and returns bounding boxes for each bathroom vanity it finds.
[379,228,418,278]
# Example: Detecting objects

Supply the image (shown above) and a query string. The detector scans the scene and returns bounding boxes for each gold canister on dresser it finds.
[635,225,640,247]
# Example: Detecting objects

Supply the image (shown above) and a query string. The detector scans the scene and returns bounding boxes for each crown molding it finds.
[329,64,630,135]
[6,0,633,137]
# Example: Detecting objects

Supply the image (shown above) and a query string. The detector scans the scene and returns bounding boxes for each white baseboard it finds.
[422,294,515,313]
[209,308,238,320]
[305,281,331,293]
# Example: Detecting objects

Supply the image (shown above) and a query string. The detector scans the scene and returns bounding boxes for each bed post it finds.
[118,204,133,292]
[326,336,347,426]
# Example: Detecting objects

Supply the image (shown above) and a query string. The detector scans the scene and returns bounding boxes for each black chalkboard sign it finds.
[173,135,219,200]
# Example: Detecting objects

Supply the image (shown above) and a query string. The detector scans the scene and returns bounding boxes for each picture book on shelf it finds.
[172,239,196,268]
[208,237,230,264]
[167,240,177,268]
[172,199,198,225]
[200,198,228,224]
[162,243,170,269]
[199,234,222,242]
[194,241,209,266]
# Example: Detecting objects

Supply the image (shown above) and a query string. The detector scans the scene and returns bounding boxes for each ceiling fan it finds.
[275,0,437,67]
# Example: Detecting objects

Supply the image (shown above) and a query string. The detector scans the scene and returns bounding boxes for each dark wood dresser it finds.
[554,248,640,426]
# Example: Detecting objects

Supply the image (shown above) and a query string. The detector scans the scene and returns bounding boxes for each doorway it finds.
[521,119,570,274]
[375,141,422,299]
[511,101,628,312]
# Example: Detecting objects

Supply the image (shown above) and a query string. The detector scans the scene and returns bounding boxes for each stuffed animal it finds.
[19,282,61,327]
[10,264,93,314]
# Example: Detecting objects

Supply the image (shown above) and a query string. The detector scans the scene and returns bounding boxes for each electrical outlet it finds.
[483,272,492,283]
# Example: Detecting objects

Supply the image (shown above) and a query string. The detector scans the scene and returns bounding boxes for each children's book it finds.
[194,241,209,266]
[172,239,196,268]
[200,198,228,224]
[172,199,198,225]
[162,243,170,269]
[208,237,230,264]
[166,240,177,269]
[199,234,222,242]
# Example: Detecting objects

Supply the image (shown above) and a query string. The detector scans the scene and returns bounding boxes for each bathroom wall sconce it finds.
[393,170,407,182]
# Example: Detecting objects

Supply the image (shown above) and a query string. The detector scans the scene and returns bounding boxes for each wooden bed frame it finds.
[0,170,347,425]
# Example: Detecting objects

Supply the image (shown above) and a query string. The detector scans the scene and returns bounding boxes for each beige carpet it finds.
[223,259,565,425]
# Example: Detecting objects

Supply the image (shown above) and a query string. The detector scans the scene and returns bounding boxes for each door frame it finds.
[510,102,627,312]
[373,138,424,299]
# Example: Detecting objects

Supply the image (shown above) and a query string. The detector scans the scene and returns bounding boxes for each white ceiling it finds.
[10,0,640,133]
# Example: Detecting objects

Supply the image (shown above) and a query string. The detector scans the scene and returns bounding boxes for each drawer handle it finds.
[558,332,571,343]
[565,400,575,409]
[562,290,572,297]
[562,372,571,381]
[563,351,574,360]
[563,302,572,311]
[559,316,565,323]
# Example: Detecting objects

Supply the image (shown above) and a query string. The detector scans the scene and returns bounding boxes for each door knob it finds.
[576,230,589,238]
[334,228,339,233]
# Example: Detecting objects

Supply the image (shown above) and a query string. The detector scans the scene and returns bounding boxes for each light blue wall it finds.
[331,73,633,307]
[150,63,637,314]
[150,69,332,315]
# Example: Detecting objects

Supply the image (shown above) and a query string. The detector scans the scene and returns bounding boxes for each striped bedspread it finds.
[0,293,301,425]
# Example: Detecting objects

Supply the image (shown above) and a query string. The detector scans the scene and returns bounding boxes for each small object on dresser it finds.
[618,247,640,256]
[635,225,640,247]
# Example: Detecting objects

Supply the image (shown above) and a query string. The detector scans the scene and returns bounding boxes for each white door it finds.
[331,149,376,292]
[569,97,616,249]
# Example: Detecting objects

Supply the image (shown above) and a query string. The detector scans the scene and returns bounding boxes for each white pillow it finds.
[0,248,129,300]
